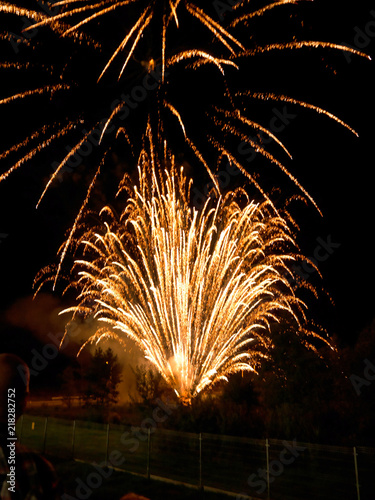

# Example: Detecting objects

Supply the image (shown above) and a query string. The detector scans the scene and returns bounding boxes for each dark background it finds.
[0,0,374,357]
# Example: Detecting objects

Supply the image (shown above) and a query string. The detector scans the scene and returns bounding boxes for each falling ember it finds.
[0,2,359,404]
[48,147,331,405]
[15,0,245,81]
[0,0,369,232]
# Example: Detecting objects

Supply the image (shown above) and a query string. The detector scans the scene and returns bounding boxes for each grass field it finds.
[16,414,375,500]
[51,458,232,500]
[17,415,263,494]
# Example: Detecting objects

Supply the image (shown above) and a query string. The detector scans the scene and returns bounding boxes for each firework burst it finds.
[0,0,370,225]
[41,144,330,404]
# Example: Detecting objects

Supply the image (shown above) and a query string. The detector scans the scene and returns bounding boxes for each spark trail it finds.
[0,0,369,223]
[51,147,330,404]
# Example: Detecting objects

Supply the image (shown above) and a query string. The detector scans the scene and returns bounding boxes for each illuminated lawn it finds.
[52,459,230,500]
[17,414,372,499]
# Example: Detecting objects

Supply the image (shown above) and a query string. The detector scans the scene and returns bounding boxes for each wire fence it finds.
[15,414,375,499]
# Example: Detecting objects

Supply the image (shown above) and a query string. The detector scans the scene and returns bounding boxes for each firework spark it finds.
[0,0,370,254]
[47,146,330,404]
[19,0,245,80]
[0,0,367,300]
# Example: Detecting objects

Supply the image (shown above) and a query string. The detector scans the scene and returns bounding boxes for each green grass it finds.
[17,416,258,492]
[51,458,233,500]
[18,415,368,500]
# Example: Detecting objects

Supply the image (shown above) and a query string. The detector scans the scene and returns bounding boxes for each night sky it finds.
[0,0,374,363]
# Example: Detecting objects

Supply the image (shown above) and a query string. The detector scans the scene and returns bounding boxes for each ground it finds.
[51,458,233,500]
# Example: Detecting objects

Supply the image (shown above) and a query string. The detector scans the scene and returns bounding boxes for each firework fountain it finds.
[0,1,368,403]
[39,134,328,404]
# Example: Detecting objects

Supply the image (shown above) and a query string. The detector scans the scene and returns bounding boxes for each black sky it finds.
[0,0,374,352]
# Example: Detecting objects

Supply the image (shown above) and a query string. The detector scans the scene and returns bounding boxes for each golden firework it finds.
[49,144,330,404]
[0,0,369,216]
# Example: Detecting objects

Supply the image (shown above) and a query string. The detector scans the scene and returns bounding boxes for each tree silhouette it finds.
[132,364,165,405]
[84,347,123,408]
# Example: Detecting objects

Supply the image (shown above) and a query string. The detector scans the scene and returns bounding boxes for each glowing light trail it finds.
[52,147,330,404]
[0,0,369,224]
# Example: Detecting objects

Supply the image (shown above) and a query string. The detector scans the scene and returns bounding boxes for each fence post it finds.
[105,423,110,466]
[146,427,151,480]
[71,420,76,459]
[353,446,360,500]
[265,438,270,500]
[42,417,48,454]
[199,433,203,490]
